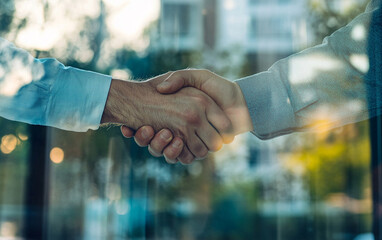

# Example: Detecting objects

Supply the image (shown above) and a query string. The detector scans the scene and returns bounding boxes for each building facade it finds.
[154,0,311,54]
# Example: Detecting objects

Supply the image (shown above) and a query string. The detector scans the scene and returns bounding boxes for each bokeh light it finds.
[0,134,18,154]
[18,133,28,141]
[0,221,17,238]
[115,201,129,215]
[50,147,64,164]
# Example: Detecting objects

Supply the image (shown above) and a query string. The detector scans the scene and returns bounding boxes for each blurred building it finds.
[152,0,204,51]
[153,0,312,71]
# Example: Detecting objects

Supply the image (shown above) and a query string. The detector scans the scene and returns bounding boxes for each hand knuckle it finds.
[195,96,208,106]
[194,147,208,159]
[221,119,232,132]
[184,109,201,125]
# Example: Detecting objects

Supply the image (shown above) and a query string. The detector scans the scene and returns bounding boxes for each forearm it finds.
[101,79,137,126]
[0,38,111,132]
[237,4,377,139]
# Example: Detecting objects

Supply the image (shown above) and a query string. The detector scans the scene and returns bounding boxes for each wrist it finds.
[233,82,254,133]
[101,79,164,130]
[101,79,137,126]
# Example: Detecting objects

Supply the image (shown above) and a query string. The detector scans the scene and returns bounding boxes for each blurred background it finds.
[0,0,374,239]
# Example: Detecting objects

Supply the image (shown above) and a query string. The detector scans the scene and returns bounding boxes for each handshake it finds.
[101,69,254,164]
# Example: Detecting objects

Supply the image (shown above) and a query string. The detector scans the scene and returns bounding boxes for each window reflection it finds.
[0,0,376,239]
[162,4,192,37]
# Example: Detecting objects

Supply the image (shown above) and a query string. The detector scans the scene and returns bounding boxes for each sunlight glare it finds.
[350,54,369,73]
[14,0,100,51]
[351,24,366,41]
[105,0,160,51]
[224,0,236,10]
[0,58,37,97]
[111,69,132,80]
[289,54,343,84]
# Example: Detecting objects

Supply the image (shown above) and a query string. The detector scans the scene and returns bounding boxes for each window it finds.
[162,4,192,37]
[0,0,377,239]
[249,0,291,5]
[249,16,292,40]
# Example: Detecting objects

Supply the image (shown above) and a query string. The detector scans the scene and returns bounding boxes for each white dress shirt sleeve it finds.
[0,38,112,132]
[236,1,379,140]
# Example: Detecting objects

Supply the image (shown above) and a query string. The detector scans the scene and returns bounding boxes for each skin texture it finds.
[121,69,254,163]
[101,72,233,164]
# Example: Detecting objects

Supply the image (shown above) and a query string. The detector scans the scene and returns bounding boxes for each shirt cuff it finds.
[235,72,297,140]
[47,66,112,132]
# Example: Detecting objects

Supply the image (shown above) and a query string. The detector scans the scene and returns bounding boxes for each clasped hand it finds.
[104,70,253,164]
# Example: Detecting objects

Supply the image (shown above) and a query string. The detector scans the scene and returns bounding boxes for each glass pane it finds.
[163,4,191,37]
[0,0,377,239]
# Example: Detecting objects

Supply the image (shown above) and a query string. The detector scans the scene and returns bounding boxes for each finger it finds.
[156,71,186,94]
[134,126,155,147]
[148,145,163,157]
[149,129,173,155]
[196,122,223,152]
[157,69,207,94]
[121,126,135,138]
[163,137,184,163]
[205,102,234,144]
[187,133,209,159]
[224,135,235,144]
[165,157,178,164]
[177,145,196,165]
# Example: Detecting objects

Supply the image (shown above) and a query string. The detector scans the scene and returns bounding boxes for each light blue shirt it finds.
[0,38,112,132]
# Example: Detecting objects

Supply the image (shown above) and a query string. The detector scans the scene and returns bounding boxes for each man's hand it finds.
[157,69,253,135]
[121,126,184,164]
[102,72,233,164]
[122,69,254,163]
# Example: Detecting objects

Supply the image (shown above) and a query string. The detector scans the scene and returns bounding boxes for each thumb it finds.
[156,72,187,94]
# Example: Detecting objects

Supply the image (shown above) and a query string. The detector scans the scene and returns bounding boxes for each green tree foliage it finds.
[308,0,369,43]
[282,0,373,203]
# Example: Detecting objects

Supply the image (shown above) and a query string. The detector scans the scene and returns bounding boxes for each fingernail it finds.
[165,156,178,164]
[172,139,182,148]
[160,130,172,141]
[158,82,170,89]
[141,127,149,139]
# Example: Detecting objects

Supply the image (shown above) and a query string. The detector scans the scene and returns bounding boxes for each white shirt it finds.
[236,0,381,139]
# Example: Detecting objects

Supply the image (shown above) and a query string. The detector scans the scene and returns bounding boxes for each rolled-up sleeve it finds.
[0,38,112,132]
